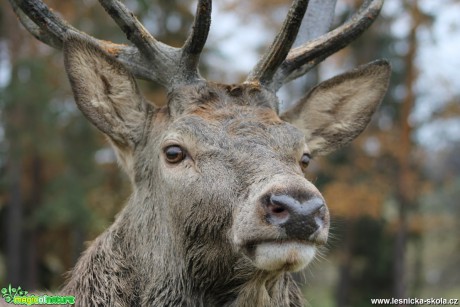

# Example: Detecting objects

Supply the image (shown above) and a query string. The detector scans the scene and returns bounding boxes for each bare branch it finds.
[272,0,384,91]
[246,0,310,86]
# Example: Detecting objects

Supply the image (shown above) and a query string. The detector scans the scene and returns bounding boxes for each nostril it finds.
[263,195,293,225]
[265,203,290,224]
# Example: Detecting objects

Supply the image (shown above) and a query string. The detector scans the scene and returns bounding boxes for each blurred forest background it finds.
[0,0,459,306]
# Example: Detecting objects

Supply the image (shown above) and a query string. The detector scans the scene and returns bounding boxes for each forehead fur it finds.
[158,86,305,153]
[167,82,280,116]
[191,104,282,126]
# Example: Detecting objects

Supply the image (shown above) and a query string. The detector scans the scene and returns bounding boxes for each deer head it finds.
[9,0,390,305]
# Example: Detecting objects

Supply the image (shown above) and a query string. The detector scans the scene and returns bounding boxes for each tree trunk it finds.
[393,1,421,303]
[25,153,43,289]
[336,219,353,307]
[6,158,23,286]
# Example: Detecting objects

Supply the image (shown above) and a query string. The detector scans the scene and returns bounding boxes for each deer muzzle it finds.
[263,194,327,241]
[232,182,329,272]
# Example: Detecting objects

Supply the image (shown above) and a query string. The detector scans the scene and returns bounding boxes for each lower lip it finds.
[250,241,316,272]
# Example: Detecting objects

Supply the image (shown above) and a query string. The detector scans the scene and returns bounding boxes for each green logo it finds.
[1,284,75,305]
[1,284,28,303]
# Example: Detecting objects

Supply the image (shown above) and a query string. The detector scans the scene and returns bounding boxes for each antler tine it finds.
[246,0,310,87]
[271,0,384,91]
[98,1,163,60]
[11,0,83,48]
[9,0,63,49]
[181,0,212,79]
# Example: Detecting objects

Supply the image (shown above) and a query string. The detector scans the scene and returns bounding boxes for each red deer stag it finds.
[9,0,390,306]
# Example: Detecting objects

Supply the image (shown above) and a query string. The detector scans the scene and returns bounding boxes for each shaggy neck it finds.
[62,189,303,306]
[228,272,303,307]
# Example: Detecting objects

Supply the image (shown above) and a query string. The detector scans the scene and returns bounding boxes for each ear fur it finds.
[281,60,391,156]
[63,35,147,149]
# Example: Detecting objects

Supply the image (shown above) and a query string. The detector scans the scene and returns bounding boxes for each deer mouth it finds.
[243,240,317,272]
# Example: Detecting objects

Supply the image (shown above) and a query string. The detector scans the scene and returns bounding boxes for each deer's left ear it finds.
[281,60,391,156]
[63,35,148,149]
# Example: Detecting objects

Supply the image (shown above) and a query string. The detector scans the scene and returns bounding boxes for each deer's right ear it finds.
[281,60,391,156]
[63,36,148,149]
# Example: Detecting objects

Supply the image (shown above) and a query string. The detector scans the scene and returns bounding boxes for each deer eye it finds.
[300,153,311,170]
[164,145,186,164]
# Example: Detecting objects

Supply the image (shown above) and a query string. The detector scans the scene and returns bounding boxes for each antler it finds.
[246,0,310,86]
[247,0,384,91]
[10,0,383,92]
[8,0,212,88]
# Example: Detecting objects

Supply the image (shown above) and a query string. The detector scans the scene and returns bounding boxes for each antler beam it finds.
[247,0,384,91]
[9,0,212,87]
